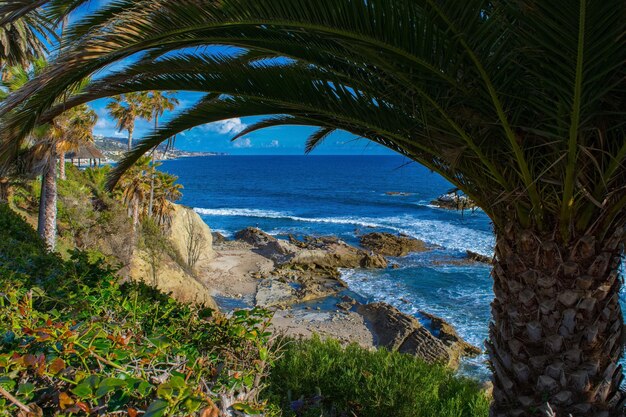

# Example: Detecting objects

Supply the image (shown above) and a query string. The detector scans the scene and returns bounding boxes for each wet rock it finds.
[235,227,276,246]
[418,310,481,366]
[360,232,429,257]
[255,279,298,308]
[358,303,466,366]
[466,250,492,264]
[212,231,228,244]
[431,192,477,211]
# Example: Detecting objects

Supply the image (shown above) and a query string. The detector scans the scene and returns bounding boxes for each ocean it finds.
[160,155,624,380]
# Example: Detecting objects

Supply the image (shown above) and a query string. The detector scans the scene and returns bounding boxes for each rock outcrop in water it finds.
[431,192,477,211]
[357,302,480,367]
[235,228,388,305]
[359,232,430,257]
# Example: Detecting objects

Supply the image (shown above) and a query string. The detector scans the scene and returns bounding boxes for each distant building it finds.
[66,143,105,168]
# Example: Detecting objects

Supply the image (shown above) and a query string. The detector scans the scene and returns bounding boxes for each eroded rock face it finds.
[419,310,481,367]
[235,229,387,304]
[357,302,479,367]
[359,232,430,257]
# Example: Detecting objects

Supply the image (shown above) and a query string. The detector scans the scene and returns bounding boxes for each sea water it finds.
[161,155,624,380]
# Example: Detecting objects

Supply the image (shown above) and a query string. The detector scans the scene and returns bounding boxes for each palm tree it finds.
[145,91,178,214]
[151,170,183,229]
[0,1,624,415]
[116,156,152,237]
[53,104,98,180]
[1,61,97,249]
[0,4,53,70]
[106,92,151,151]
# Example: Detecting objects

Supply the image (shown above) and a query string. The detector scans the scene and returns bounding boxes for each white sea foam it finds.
[194,207,495,255]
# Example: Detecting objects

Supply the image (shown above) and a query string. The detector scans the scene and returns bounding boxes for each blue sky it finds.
[90,95,393,155]
[74,2,393,156]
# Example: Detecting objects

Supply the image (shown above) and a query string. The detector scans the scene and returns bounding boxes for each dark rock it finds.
[431,192,477,211]
[235,227,277,246]
[418,310,481,365]
[466,250,492,264]
[357,303,453,365]
[357,303,479,367]
[360,232,429,257]
[212,231,228,244]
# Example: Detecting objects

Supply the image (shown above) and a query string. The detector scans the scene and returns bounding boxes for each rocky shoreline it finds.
[204,226,487,368]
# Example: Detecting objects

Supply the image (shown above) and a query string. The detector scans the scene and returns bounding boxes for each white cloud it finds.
[113,131,126,138]
[202,118,247,135]
[268,140,280,148]
[232,137,253,148]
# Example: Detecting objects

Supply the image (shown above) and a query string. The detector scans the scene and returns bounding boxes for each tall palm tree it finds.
[0,1,624,415]
[1,61,97,249]
[106,92,151,151]
[145,90,178,214]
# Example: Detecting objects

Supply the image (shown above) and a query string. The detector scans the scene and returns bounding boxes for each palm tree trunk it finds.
[488,225,625,416]
[148,117,158,216]
[128,126,134,151]
[0,177,10,203]
[59,150,66,180]
[38,151,58,250]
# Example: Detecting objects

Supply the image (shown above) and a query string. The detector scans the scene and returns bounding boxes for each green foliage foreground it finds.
[0,204,489,416]
[265,337,489,417]
[0,204,274,416]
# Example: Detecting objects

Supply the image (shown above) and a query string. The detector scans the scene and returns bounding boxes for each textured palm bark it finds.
[488,225,625,417]
[39,153,58,250]
[58,151,66,180]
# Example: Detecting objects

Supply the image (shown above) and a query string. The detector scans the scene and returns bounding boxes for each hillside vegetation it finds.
[1,166,489,416]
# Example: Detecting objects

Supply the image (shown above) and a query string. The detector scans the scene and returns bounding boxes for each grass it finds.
[265,336,490,417]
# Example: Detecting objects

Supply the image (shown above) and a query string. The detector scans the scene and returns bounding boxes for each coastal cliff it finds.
[130,204,218,309]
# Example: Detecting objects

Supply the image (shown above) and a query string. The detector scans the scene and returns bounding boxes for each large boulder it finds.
[288,236,388,269]
[359,232,430,257]
[357,302,479,367]
[130,251,218,310]
[168,205,215,270]
[235,227,277,247]
[129,204,218,310]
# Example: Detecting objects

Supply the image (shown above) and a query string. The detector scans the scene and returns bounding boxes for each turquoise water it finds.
[160,155,624,380]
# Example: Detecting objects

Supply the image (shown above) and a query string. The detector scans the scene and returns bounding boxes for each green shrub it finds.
[265,337,490,417]
[0,204,276,416]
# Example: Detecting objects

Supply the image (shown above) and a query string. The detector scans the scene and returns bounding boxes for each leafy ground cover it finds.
[0,204,277,416]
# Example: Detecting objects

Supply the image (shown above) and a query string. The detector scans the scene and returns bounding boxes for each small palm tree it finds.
[52,104,98,180]
[106,92,151,151]
[0,1,625,415]
[151,170,183,229]
[116,156,152,236]
[145,90,178,214]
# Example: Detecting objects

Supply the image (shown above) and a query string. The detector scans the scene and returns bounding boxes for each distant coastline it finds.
[94,135,227,162]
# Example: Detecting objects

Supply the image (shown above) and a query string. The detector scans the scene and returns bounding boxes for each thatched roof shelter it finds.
[65,142,105,160]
